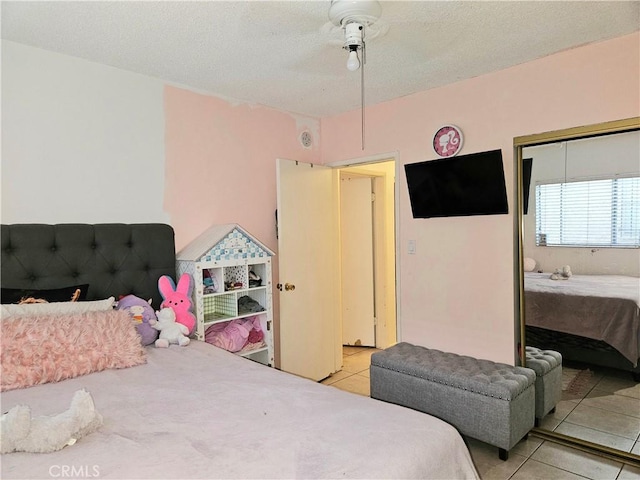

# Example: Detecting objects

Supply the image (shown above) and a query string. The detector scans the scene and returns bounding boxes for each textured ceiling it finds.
[2,1,639,118]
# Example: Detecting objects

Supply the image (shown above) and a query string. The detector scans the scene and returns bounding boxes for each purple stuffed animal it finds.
[116,295,159,346]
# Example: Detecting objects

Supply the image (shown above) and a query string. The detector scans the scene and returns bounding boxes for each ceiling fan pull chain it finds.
[361,51,365,151]
[360,25,369,151]
[328,0,382,151]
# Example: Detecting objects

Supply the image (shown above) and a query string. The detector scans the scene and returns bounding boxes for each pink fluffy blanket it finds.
[1,310,146,391]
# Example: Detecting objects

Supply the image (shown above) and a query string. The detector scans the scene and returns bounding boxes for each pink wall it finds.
[163,33,638,365]
[320,33,640,364]
[164,86,320,252]
[164,88,322,366]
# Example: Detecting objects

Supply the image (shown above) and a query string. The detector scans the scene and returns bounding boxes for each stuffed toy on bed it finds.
[550,265,572,280]
[1,389,103,454]
[116,294,159,346]
[150,307,191,347]
[158,274,196,335]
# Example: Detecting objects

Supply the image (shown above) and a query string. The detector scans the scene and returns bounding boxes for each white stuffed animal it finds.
[550,265,572,280]
[151,307,191,347]
[1,389,103,454]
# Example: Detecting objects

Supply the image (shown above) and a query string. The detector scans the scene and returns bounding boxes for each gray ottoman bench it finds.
[370,342,535,460]
[525,346,562,426]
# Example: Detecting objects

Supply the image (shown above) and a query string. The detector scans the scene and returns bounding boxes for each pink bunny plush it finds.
[158,274,196,335]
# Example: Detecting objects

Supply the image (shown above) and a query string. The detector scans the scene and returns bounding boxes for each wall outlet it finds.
[408,240,416,254]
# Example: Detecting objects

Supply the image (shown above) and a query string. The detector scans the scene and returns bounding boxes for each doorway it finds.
[276,155,397,381]
[336,158,397,351]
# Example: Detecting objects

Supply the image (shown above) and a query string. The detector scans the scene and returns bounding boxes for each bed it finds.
[1,223,479,479]
[524,272,640,379]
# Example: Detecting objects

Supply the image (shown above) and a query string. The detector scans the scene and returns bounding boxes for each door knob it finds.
[277,283,296,291]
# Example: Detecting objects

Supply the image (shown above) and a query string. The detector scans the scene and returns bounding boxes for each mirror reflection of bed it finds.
[519,126,640,455]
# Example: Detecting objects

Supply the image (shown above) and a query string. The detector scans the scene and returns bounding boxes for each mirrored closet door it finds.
[515,118,640,460]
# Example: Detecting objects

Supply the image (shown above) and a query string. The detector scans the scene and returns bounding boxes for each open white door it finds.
[276,159,341,381]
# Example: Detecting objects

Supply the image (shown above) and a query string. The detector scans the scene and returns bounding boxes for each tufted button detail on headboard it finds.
[2,223,176,306]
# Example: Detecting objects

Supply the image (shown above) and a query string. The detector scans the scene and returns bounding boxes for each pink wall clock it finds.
[433,125,464,158]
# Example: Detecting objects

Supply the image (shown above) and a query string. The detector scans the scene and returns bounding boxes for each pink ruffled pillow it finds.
[1,310,146,391]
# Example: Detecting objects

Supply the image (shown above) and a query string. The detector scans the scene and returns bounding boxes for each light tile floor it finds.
[321,346,640,480]
[541,362,640,455]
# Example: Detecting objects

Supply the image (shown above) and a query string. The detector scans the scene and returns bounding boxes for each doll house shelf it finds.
[176,224,274,367]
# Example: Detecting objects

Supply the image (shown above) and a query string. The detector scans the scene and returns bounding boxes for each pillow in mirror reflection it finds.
[523,257,536,272]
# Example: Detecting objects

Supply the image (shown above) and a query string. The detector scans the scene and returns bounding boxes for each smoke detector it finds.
[299,131,313,149]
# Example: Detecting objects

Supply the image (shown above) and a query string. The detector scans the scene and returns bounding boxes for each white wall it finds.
[1,41,169,224]
[523,130,640,276]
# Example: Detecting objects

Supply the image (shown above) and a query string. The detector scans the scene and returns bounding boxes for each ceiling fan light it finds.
[343,21,364,48]
[346,50,360,71]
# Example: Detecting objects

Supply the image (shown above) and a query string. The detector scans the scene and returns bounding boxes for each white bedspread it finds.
[524,272,639,306]
[1,342,479,479]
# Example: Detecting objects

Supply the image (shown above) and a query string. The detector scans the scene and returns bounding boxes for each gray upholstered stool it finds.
[525,346,562,426]
[370,342,535,461]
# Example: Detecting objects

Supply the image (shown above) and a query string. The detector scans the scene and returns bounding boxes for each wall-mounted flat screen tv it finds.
[405,149,509,219]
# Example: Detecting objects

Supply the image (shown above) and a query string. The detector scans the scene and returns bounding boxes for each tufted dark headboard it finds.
[1,224,176,307]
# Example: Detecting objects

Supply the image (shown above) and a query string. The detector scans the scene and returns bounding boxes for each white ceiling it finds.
[2,1,639,118]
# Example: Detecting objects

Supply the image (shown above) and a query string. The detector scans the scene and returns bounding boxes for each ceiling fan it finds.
[327,0,384,149]
[328,0,382,71]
